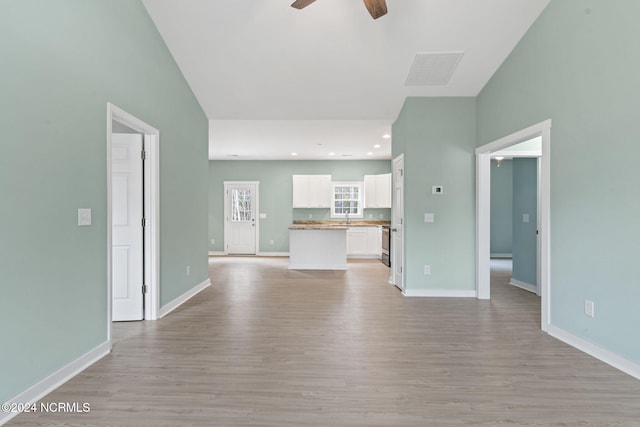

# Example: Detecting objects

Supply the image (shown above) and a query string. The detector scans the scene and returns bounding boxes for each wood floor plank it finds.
[7,257,640,426]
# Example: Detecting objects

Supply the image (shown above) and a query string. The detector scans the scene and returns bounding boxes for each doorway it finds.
[476,119,551,331]
[391,154,404,290]
[224,181,259,254]
[107,104,160,333]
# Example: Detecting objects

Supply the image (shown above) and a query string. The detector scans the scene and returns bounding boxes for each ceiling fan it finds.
[291,0,388,20]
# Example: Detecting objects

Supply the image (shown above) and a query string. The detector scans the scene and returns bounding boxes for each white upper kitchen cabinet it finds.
[292,175,332,208]
[364,173,392,208]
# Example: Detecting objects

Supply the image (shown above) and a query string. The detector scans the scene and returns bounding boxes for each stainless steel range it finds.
[381,226,391,267]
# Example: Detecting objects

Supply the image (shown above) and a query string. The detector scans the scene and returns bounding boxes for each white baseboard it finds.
[347,254,381,259]
[547,324,640,380]
[1,341,111,425]
[510,278,537,293]
[256,252,290,257]
[208,251,226,256]
[490,253,512,258]
[159,278,211,318]
[402,289,477,298]
[288,264,347,270]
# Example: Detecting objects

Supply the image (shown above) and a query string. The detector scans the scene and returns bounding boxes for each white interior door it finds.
[112,133,144,321]
[392,155,404,290]
[225,182,258,254]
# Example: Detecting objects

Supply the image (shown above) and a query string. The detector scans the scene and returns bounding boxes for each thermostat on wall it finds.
[432,186,444,195]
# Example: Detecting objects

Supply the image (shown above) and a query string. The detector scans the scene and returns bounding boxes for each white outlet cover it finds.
[259,213,267,219]
[424,265,431,275]
[78,208,92,226]
[523,213,530,223]
[424,213,434,223]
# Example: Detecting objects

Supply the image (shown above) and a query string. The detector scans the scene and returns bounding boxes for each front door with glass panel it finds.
[225,182,258,254]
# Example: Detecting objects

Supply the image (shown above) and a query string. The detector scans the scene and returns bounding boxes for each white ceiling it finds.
[142,0,550,160]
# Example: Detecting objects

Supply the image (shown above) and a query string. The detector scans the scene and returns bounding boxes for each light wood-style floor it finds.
[8,257,640,426]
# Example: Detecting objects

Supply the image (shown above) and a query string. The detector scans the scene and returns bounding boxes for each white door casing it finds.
[391,155,404,290]
[111,134,144,321]
[107,103,160,340]
[475,119,551,331]
[224,181,259,254]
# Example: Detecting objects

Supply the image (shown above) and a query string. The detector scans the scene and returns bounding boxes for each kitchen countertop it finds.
[289,220,391,230]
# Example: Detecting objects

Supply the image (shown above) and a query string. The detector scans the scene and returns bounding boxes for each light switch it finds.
[78,208,92,226]
[523,213,530,223]
[259,213,267,219]
[424,213,434,223]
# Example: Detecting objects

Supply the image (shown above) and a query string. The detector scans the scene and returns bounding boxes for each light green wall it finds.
[490,159,513,255]
[0,0,208,403]
[512,158,538,286]
[208,160,391,252]
[392,98,477,291]
[477,0,640,363]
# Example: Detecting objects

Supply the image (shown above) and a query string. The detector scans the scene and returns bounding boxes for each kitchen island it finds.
[288,224,348,270]
[288,220,390,270]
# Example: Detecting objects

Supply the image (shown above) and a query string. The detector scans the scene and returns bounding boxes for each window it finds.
[332,182,364,219]
[231,188,252,222]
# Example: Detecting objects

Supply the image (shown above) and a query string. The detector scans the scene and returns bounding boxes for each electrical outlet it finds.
[584,300,594,318]
[424,213,434,223]
[424,265,431,275]
[308,213,313,219]
[270,239,274,245]
[186,266,191,276]
[523,213,530,223]
[211,239,215,245]
[379,213,383,219]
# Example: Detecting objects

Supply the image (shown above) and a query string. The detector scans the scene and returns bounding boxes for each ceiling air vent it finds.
[405,52,464,86]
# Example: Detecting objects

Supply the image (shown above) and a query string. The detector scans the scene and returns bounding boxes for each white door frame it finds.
[476,119,551,331]
[223,181,260,255]
[107,103,160,340]
[391,154,404,290]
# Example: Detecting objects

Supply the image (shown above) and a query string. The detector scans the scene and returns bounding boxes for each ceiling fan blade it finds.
[291,0,317,9]
[362,0,387,19]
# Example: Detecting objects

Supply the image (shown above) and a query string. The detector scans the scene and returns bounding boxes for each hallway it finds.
[8,257,640,426]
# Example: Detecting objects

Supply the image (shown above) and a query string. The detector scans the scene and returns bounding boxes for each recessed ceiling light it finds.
[373,144,381,148]
[367,152,373,156]
[329,152,335,156]
[382,134,391,139]
[291,152,298,156]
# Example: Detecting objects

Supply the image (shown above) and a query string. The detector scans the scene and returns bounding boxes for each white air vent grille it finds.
[405,52,464,86]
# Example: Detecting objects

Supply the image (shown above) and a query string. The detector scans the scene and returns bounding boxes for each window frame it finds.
[331,181,364,219]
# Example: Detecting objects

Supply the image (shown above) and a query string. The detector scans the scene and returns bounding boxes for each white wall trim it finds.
[223,181,260,254]
[107,103,161,329]
[510,278,537,293]
[288,263,347,270]
[0,341,111,425]
[346,254,381,259]
[490,253,512,258]
[159,278,211,318]
[256,252,290,257]
[208,251,226,256]
[547,325,640,380]
[476,119,551,331]
[402,289,477,298]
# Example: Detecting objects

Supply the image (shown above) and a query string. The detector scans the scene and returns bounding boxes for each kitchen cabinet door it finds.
[376,173,392,208]
[292,175,332,208]
[364,175,377,208]
[346,228,369,255]
[366,226,382,257]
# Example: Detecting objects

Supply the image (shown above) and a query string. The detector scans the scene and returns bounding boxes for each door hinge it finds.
[141,150,146,160]
[141,218,147,227]
[400,266,403,273]
[400,218,403,225]
[400,169,403,177]
[142,285,148,294]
